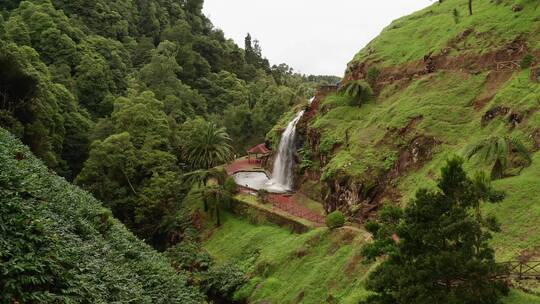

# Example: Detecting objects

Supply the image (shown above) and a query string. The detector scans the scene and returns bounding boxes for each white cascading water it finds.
[266,110,305,192]
[234,97,313,193]
[266,97,313,192]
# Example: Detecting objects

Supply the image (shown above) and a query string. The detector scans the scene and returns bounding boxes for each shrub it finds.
[326,211,345,229]
[452,8,460,24]
[202,263,247,300]
[367,66,380,85]
[520,54,534,69]
[224,176,239,195]
[165,242,213,272]
[339,80,373,106]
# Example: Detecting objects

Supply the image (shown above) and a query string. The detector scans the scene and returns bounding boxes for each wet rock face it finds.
[482,106,510,126]
[322,134,439,222]
[323,176,379,219]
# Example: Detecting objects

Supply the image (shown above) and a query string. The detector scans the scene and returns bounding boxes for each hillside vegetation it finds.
[193,0,540,303]
[0,128,203,303]
[295,0,540,261]
[0,0,338,255]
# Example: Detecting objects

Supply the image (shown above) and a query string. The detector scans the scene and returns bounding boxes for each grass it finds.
[203,213,373,304]
[204,212,540,303]
[312,71,488,182]
[353,0,540,66]
[486,152,540,261]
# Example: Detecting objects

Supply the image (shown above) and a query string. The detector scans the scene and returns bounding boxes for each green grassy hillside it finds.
[0,128,203,303]
[204,213,372,303]
[302,0,540,261]
[203,213,539,303]
[352,0,540,65]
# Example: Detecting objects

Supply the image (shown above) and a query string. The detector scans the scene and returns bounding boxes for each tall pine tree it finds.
[362,157,508,304]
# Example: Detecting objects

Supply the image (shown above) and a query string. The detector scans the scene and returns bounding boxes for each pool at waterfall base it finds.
[232,171,291,194]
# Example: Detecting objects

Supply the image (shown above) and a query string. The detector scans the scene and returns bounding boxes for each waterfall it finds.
[266,109,306,192]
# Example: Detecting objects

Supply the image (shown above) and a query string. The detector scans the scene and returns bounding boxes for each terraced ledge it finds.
[231,194,316,233]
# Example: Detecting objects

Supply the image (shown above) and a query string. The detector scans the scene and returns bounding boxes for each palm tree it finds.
[338,80,373,106]
[197,184,232,226]
[185,167,227,212]
[464,136,531,180]
[183,122,234,170]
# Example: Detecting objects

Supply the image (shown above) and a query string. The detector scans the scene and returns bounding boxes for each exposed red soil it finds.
[347,38,538,91]
[268,194,325,226]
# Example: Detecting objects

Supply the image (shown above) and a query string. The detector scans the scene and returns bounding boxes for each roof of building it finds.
[247,143,271,155]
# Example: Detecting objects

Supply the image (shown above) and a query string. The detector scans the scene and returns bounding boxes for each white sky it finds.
[203,0,432,76]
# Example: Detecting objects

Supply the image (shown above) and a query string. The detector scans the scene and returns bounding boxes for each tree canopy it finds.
[362,158,508,304]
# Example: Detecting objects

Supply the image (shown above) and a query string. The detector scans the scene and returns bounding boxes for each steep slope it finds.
[0,128,203,303]
[297,0,540,261]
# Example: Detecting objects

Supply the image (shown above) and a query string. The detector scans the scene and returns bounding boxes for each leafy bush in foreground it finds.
[0,128,203,303]
[326,210,345,229]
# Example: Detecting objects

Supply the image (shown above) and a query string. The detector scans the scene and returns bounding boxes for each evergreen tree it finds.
[362,158,508,304]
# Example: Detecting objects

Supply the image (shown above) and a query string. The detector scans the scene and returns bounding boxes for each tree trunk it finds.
[216,206,221,226]
[122,169,137,196]
[468,0,473,15]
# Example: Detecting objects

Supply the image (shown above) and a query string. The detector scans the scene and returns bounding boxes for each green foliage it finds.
[520,54,534,69]
[366,66,380,85]
[76,91,189,249]
[257,189,270,204]
[464,136,531,180]
[0,128,203,303]
[325,210,345,229]
[361,158,508,304]
[166,241,247,302]
[183,120,234,170]
[0,0,323,182]
[203,263,247,301]
[339,80,373,106]
[224,176,239,195]
[167,241,213,272]
[452,8,460,24]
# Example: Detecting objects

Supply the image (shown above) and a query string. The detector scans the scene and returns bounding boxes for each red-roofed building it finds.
[247,143,271,165]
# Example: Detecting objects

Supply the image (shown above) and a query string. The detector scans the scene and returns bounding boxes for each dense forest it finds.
[0,0,338,302]
[0,1,338,243]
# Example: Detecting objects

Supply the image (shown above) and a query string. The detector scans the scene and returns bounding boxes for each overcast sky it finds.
[203,0,432,76]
